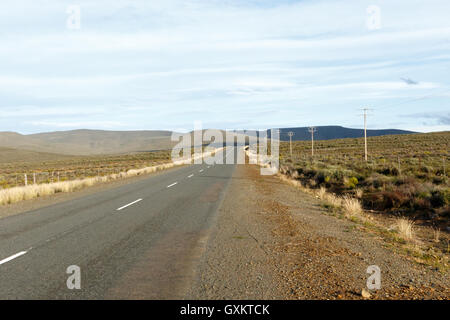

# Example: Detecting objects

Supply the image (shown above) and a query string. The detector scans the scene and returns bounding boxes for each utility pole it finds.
[360,108,372,162]
[287,131,294,158]
[308,127,317,158]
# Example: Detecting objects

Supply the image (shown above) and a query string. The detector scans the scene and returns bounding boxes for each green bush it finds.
[346,176,359,189]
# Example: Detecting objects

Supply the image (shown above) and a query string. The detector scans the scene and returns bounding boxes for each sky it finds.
[1,0,449,134]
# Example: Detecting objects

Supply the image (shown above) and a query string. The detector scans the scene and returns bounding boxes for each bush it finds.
[378,166,399,176]
[346,176,359,189]
[430,190,449,208]
[316,171,326,184]
[363,191,411,211]
[413,197,432,211]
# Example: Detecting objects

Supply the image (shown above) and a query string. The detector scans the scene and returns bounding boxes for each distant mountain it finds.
[0,129,177,155]
[269,126,416,141]
[0,127,417,156]
[0,129,246,156]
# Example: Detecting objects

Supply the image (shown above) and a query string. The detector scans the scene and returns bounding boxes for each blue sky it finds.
[1,0,449,133]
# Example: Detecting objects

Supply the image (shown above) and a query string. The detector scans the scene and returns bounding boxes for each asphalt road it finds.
[0,148,236,299]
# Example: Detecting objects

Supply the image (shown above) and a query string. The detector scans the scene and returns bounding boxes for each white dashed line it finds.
[167,182,178,188]
[199,169,204,172]
[0,250,28,266]
[188,174,194,178]
[116,198,143,211]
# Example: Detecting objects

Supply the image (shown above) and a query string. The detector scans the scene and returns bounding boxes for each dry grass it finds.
[396,218,415,242]
[432,227,441,243]
[342,196,363,218]
[322,193,343,209]
[316,186,327,200]
[355,189,363,199]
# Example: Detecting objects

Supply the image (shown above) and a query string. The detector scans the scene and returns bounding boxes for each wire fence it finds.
[0,162,169,189]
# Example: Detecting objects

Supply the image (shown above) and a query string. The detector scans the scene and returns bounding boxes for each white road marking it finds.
[207,166,210,168]
[116,198,143,211]
[167,182,178,188]
[188,174,194,178]
[199,169,204,172]
[0,250,28,266]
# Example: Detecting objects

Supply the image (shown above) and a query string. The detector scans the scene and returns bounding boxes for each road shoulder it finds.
[191,164,449,299]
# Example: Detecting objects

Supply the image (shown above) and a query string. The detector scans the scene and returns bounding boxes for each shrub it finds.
[413,197,432,211]
[378,166,399,176]
[316,171,326,184]
[345,176,359,189]
[430,190,449,208]
[382,191,410,210]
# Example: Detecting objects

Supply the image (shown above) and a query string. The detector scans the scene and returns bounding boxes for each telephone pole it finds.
[287,131,294,158]
[360,108,372,162]
[308,127,317,158]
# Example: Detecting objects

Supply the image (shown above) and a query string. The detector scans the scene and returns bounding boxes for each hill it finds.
[0,126,417,156]
[0,129,177,155]
[0,129,249,156]
[0,146,74,163]
[269,126,416,141]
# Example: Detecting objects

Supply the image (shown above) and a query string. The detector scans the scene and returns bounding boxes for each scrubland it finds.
[279,132,449,223]
[275,132,449,270]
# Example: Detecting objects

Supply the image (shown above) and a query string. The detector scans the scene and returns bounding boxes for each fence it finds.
[0,164,162,189]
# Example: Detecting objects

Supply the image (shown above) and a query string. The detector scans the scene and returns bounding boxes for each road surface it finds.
[0,148,236,299]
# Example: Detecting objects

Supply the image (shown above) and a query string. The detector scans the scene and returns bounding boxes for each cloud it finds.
[400,77,419,85]
[1,0,450,133]
[26,120,125,129]
[404,112,450,125]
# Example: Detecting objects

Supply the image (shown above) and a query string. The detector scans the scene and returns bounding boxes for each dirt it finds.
[191,164,450,300]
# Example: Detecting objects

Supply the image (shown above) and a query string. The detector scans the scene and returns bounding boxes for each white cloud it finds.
[26,120,125,128]
[1,0,450,133]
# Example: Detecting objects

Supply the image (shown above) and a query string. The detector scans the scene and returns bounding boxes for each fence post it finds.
[33,172,36,184]
[444,157,446,177]
[24,174,28,186]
